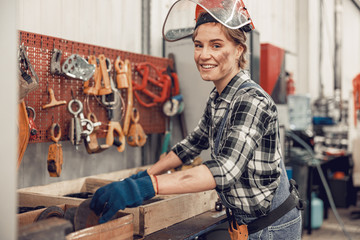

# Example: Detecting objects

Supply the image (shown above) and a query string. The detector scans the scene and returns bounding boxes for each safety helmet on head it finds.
[162,0,255,42]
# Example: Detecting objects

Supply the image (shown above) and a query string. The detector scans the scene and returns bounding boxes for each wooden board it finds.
[18,166,219,236]
[18,203,134,240]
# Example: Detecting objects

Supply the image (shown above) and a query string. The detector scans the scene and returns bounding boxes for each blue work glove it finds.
[90,175,155,224]
[129,170,149,179]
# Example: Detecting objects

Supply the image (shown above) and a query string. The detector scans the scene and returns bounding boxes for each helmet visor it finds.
[162,0,254,42]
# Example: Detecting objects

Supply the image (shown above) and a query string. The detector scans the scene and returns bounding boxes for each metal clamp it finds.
[62,54,95,81]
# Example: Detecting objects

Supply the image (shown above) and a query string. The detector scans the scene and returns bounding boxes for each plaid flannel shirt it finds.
[171,71,282,217]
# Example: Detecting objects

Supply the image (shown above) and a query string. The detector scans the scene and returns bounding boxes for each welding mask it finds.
[162,0,255,42]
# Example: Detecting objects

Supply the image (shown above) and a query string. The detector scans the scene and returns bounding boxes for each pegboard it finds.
[20,31,172,143]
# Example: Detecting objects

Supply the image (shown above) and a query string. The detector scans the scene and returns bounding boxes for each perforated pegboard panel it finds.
[20,31,171,143]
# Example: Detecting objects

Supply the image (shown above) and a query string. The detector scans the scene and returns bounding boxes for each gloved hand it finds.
[129,169,149,179]
[90,175,155,223]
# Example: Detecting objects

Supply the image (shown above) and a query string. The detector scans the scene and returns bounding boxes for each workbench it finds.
[135,210,228,240]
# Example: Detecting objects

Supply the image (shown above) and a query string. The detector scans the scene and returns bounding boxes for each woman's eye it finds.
[213,44,221,49]
[194,43,203,48]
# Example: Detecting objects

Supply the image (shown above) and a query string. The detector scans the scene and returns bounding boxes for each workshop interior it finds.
[1,0,360,239]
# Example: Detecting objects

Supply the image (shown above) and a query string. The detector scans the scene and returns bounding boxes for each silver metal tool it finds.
[62,54,95,81]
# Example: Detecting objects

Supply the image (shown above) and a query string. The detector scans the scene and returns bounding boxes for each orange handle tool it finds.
[84,55,101,95]
[114,56,129,89]
[123,60,133,135]
[42,88,67,109]
[85,113,110,154]
[127,108,147,147]
[98,54,112,96]
[106,121,126,152]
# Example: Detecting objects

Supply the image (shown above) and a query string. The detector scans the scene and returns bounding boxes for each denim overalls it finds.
[214,82,302,240]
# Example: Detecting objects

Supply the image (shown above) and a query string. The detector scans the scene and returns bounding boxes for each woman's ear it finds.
[236,46,244,59]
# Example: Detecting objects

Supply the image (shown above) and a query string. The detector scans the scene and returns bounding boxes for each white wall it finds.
[1,1,18,239]
[18,0,142,53]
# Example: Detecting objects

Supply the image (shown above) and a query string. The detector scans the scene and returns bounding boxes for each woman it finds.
[91,2,303,239]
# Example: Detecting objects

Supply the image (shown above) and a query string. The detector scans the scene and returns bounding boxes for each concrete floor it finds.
[302,205,360,240]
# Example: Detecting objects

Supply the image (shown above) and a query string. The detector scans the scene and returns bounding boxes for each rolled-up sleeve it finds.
[171,103,211,164]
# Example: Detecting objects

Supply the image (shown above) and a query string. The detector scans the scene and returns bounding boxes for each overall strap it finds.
[214,82,260,156]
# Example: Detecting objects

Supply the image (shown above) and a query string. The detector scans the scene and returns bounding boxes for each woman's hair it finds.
[192,18,248,69]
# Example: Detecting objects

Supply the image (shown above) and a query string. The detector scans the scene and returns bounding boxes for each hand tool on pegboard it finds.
[50,47,63,76]
[133,62,171,108]
[127,108,147,147]
[122,59,134,136]
[98,54,113,95]
[18,43,39,101]
[62,54,95,81]
[47,123,63,177]
[114,56,129,89]
[68,95,101,149]
[84,112,110,154]
[42,84,67,109]
[83,55,102,95]
[26,106,39,141]
[104,80,126,152]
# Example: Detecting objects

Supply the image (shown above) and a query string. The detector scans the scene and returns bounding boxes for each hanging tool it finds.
[114,56,129,89]
[83,55,101,95]
[353,74,360,127]
[133,62,172,107]
[127,108,147,147]
[68,98,100,147]
[17,101,30,169]
[62,54,95,81]
[18,43,39,101]
[26,106,39,140]
[98,54,113,95]
[42,87,67,109]
[103,79,126,152]
[123,59,134,136]
[50,48,63,75]
[84,112,110,154]
[47,123,63,177]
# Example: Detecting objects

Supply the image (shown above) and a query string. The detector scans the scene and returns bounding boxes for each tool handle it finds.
[50,123,61,143]
[42,88,67,109]
[98,54,112,95]
[106,121,125,152]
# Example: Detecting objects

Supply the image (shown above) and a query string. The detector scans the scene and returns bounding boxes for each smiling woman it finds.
[90,1,304,239]
[192,14,247,94]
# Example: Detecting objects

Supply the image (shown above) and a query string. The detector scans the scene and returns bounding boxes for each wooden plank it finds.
[18,166,219,237]
[137,190,218,236]
[18,203,134,240]
[82,178,113,193]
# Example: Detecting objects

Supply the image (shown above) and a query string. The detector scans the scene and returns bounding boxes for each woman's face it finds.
[193,22,243,92]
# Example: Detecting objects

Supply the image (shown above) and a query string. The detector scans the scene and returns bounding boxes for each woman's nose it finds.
[199,47,211,59]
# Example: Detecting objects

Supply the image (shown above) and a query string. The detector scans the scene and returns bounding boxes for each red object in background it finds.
[286,72,295,95]
[260,43,287,104]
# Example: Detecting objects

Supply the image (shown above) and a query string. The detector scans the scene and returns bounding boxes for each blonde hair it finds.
[192,22,248,69]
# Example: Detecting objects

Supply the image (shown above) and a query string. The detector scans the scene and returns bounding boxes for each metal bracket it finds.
[62,54,95,81]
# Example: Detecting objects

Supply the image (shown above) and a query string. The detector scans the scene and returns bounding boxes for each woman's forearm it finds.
[147,151,183,175]
[156,164,216,195]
